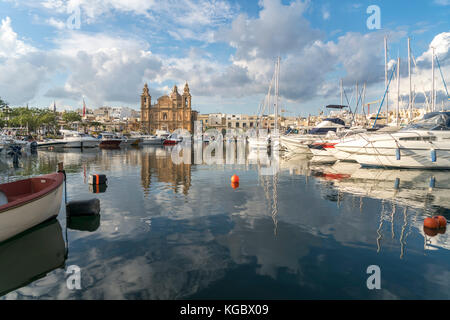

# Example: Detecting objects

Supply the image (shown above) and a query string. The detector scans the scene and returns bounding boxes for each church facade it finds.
[140,83,198,133]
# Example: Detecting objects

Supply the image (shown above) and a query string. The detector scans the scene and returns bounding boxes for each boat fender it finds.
[394,178,400,190]
[395,148,401,160]
[89,174,107,185]
[429,176,436,189]
[431,149,436,163]
[66,198,100,217]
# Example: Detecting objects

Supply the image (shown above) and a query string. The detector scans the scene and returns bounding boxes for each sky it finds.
[0,0,449,116]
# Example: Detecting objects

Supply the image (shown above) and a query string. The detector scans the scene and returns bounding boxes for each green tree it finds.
[0,97,8,109]
[62,111,82,123]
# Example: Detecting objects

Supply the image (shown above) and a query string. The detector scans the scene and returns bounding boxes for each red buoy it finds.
[231,182,239,189]
[433,215,447,228]
[424,217,439,229]
[231,174,239,183]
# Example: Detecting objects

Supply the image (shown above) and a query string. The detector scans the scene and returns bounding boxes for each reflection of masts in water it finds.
[391,202,396,239]
[272,173,278,236]
[399,207,408,259]
[376,200,386,253]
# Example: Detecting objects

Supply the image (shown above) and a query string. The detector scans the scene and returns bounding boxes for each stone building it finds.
[140,82,198,133]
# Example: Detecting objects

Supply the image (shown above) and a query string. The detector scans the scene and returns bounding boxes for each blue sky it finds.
[0,0,449,116]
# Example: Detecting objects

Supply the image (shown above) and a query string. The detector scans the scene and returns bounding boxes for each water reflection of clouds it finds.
[1,146,449,299]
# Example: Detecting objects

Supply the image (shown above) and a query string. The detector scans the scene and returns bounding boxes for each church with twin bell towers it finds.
[140,82,198,133]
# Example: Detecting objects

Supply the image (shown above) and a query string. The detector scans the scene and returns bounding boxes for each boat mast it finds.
[274,56,280,133]
[432,47,436,112]
[397,56,400,126]
[340,79,343,106]
[385,36,389,124]
[408,37,412,120]
[362,83,367,126]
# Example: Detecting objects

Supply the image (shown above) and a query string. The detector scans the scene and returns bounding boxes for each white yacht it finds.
[281,117,348,154]
[335,112,450,169]
[60,130,100,148]
[131,130,169,145]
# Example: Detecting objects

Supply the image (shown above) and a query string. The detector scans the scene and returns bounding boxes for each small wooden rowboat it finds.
[0,172,65,243]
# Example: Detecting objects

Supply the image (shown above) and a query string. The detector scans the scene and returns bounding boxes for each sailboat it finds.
[248,57,281,151]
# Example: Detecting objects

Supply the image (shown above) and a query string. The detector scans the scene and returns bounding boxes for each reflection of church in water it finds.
[141,148,192,195]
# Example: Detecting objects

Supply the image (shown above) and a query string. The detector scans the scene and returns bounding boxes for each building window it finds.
[163,113,167,120]
[250,122,253,127]
[236,122,239,128]
[243,123,247,128]
[228,123,231,128]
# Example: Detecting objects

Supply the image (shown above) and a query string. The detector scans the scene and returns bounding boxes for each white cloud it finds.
[45,17,66,29]
[0,17,36,58]
[434,0,450,5]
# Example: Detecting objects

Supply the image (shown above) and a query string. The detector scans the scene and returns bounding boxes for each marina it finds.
[0,0,448,305]
[0,144,448,299]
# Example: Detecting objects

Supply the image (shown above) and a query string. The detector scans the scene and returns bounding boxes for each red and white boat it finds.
[0,172,65,243]
[163,132,183,145]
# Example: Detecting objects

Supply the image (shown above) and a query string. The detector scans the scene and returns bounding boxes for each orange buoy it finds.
[424,217,439,229]
[231,181,239,189]
[423,227,438,237]
[231,174,239,183]
[433,215,447,228]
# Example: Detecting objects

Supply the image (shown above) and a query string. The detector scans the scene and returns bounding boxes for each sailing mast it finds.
[274,56,280,134]
[408,37,412,120]
[385,36,389,124]
[397,57,400,126]
[432,47,436,112]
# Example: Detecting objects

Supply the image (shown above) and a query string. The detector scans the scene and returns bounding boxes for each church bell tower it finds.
[141,83,151,131]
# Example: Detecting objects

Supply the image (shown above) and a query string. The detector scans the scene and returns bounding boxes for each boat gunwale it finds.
[0,172,64,214]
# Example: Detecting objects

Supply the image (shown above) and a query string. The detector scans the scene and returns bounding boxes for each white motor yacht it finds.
[281,117,348,154]
[335,112,450,169]
[60,130,100,148]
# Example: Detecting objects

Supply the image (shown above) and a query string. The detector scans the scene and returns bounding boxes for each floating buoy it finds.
[66,198,100,217]
[231,174,239,183]
[89,183,108,194]
[423,226,438,237]
[423,217,439,229]
[433,215,447,228]
[67,215,101,232]
[89,174,107,185]
[231,181,239,189]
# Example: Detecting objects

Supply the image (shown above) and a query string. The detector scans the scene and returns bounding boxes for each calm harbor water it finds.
[0,145,449,299]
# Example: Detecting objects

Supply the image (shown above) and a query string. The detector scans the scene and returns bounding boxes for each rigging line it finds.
[351,85,365,125]
[411,53,432,111]
[373,63,397,128]
[435,54,450,100]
